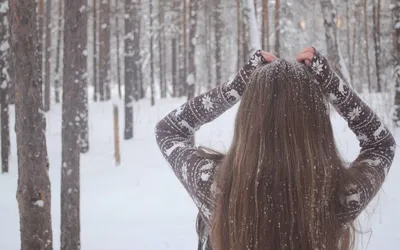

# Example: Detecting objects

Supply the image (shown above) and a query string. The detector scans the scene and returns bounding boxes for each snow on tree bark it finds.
[99,0,110,101]
[124,0,135,139]
[43,0,51,112]
[187,0,198,101]
[0,0,9,173]
[61,0,87,248]
[9,0,53,248]
[319,0,351,86]
[54,0,62,104]
[392,0,400,126]
[246,0,261,53]
[92,0,98,101]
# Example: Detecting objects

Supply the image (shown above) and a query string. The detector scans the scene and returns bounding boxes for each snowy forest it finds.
[0,0,399,249]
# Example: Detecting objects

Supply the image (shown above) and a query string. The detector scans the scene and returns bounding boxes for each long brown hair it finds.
[208,60,355,250]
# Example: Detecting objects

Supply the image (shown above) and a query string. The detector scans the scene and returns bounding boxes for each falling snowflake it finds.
[348,107,362,120]
[182,162,188,183]
[250,55,263,67]
[312,60,324,75]
[201,95,214,111]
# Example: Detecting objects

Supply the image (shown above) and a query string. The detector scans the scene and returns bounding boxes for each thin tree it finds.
[9,0,53,248]
[61,0,87,248]
[124,0,135,139]
[54,0,63,103]
[43,0,51,111]
[187,0,199,101]
[150,0,155,106]
[115,0,122,99]
[93,0,98,101]
[274,0,280,57]
[363,0,372,91]
[0,1,9,173]
[346,0,353,85]
[262,0,270,51]
[319,0,350,86]
[99,0,111,101]
[373,0,382,92]
[159,0,166,98]
[215,0,222,85]
[183,0,187,96]
[393,0,400,126]
[138,0,144,99]
[236,0,241,71]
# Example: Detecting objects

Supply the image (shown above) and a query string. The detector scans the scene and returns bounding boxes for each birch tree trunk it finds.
[392,0,400,126]
[54,0,62,104]
[0,0,9,173]
[61,0,87,248]
[43,0,51,111]
[236,0,242,71]
[124,0,135,139]
[9,0,53,248]
[320,0,351,86]
[246,0,261,52]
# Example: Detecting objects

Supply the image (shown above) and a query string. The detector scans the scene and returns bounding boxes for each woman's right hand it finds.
[295,47,331,84]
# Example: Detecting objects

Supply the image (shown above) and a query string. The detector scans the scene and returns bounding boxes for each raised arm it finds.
[297,47,396,223]
[155,51,274,225]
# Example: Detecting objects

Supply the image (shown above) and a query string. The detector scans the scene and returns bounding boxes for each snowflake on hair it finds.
[312,59,324,75]
[201,95,214,111]
[348,107,362,121]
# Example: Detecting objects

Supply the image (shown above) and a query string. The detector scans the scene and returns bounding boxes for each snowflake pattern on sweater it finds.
[155,49,396,249]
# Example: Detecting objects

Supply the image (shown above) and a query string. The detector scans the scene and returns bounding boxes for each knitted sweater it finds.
[155,50,396,249]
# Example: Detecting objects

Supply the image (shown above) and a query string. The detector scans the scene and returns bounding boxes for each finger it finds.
[296,52,314,63]
[305,59,311,66]
[260,51,278,62]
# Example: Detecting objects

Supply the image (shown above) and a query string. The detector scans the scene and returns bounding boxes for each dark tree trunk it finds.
[61,0,87,248]
[274,0,280,57]
[43,0,51,111]
[215,0,222,85]
[135,0,143,100]
[124,0,135,139]
[150,0,155,106]
[373,0,382,92]
[9,0,53,248]
[187,0,198,101]
[393,0,400,126]
[115,0,122,99]
[172,37,178,97]
[54,0,63,104]
[99,0,110,101]
[0,0,9,173]
[346,0,353,85]
[93,0,98,101]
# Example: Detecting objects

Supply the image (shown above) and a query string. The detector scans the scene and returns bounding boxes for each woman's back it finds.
[155,48,396,250]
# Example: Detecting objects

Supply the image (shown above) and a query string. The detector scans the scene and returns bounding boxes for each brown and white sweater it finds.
[155,50,396,247]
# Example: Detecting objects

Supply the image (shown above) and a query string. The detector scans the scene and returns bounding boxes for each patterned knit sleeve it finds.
[155,51,267,225]
[309,49,396,223]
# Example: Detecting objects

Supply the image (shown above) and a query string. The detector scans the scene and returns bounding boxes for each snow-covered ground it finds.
[0,95,399,250]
